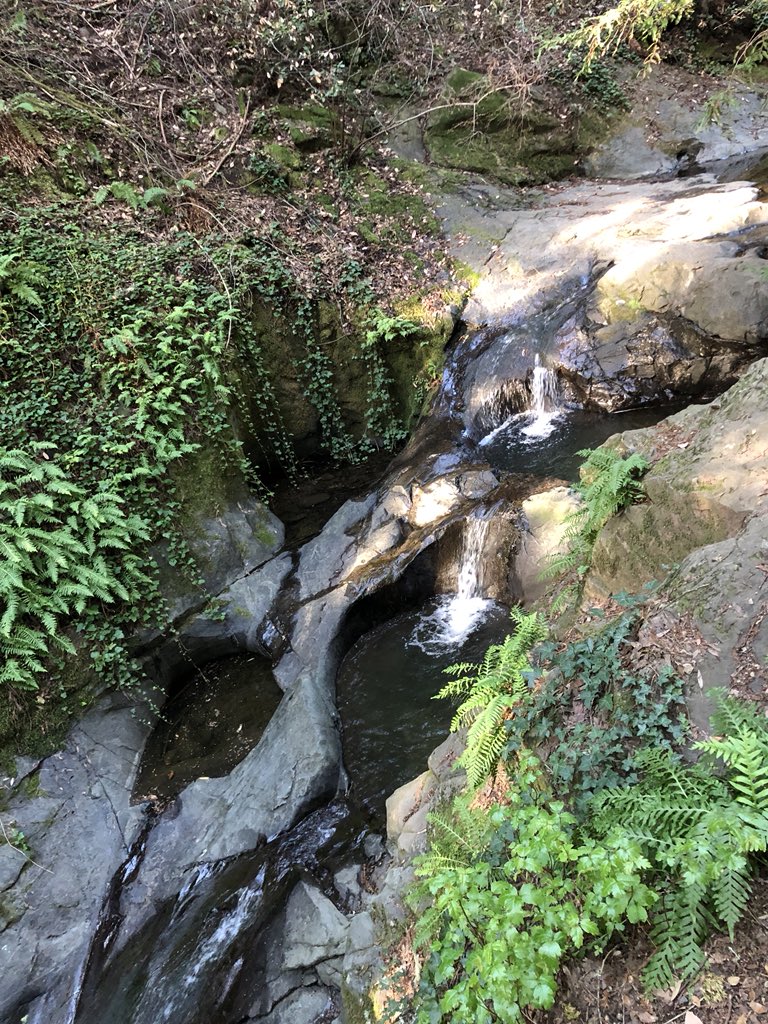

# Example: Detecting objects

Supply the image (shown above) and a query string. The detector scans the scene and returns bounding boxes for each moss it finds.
[0,653,95,770]
[421,69,621,185]
[341,982,376,1024]
[20,771,42,799]
[451,259,482,290]
[273,102,338,150]
[170,445,244,538]
[351,168,440,242]
[263,142,302,170]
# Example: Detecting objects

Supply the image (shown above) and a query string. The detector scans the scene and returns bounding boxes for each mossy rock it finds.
[274,102,338,151]
[263,142,302,170]
[241,293,451,459]
[424,68,616,184]
[0,652,96,769]
[589,479,746,598]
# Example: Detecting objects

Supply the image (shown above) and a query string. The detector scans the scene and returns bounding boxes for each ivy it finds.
[0,194,406,723]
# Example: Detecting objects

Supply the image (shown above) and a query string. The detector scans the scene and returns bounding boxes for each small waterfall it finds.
[521,355,561,439]
[478,355,562,447]
[410,510,493,653]
[455,513,490,604]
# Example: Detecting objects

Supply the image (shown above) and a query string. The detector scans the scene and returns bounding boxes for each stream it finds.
[55,162,768,1024]
[70,337,682,1024]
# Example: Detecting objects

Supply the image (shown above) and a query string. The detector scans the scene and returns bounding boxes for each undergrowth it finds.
[0,190,428,740]
[408,437,767,1021]
[545,446,650,612]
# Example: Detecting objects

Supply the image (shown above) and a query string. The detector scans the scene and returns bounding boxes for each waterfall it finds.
[520,354,561,439]
[410,510,493,653]
[455,513,490,604]
[479,354,562,447]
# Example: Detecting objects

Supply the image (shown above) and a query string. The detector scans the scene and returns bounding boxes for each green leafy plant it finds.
[547,0,695,71]
[437,609,547,788]
[591,692,768,990]
[359,310,420,450]
[410,750,656,1023]
[0,252,45,336]
[0,446,150,690]
[506,604,688,812]
[545,446,650,612]
[93,180,173,211]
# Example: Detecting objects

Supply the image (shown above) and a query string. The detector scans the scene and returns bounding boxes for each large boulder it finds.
[0,698,148,1024]
[557,312,757,411]
[588,357,768,597]
[583,66,768,180]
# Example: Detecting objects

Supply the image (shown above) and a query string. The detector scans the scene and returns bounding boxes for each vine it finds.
[0,190,410,738]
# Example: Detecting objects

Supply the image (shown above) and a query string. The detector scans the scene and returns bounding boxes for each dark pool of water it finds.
[479,404,687,482]
[336,599,513,818]
[134,655,283,802]
[268,450,394,548]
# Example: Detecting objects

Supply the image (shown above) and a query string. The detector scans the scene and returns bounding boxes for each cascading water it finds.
[521,354,561,438]
[479,353,563,447]
[410,509,495,653]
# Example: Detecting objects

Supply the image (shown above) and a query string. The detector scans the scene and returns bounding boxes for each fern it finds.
[0,446,149,691]
[437,609,547,787]
[0,252,45,308]
[544,447,650,611]
[592,694,768,990]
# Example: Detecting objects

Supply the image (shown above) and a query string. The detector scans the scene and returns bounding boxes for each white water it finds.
[146,864,266,1023]
[479,354,563,447]
[521,355,561,438]
[410,511,494,653]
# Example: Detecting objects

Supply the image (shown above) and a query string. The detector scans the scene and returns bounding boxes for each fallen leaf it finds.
[684,1013,704,1024]
[728,975,742,986]
[637,1012,657,1023]
[750,1002,768,1015]
[655,979,683,1003]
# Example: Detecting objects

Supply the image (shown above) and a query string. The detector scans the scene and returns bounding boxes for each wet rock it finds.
[115,672,341,943]
[283,881,350,971]
[0,697,149,1024]
[557,313,757,411]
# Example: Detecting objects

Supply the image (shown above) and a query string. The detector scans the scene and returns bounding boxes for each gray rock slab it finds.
[153,498,285,626]
[283,881,350,970]
[297,496,376,601]
[116,671,341,943]
[0,698,149,1023]
[254,984,335,1024]
[177,551,293,656]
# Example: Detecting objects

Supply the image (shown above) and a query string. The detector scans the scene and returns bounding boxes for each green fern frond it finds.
[542,447,650,610]
[438,609,547,787]
[713,863,752,938]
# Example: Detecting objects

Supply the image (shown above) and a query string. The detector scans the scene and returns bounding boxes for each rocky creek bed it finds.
[2,85,768,1023]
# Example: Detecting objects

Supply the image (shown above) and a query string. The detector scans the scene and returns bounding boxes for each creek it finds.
[19,163,768,1024]
[71,331,687,1024]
